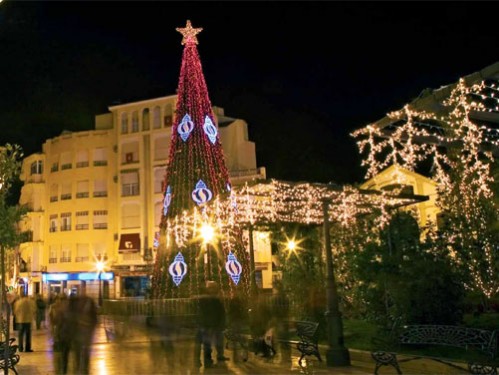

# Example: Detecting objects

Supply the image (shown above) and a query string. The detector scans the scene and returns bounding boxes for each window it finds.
[154,136,169,161]
[61,182,71,200]
[121,113,128,134]
[93,243,106,260]
[50,184,58,202]
[131,111,139,133]
[153,106,161,129]
[75,211,89,230]
[154,201,162,227]
[93,179,107,197]
[122,204,140,228]
[49,214,58,233]
[154,168,166,193]
[76,150,89,168]
[60,152,72,170]
[50,160,58,172]
[61,212,71,231]
[76,243,89,262]
[49,245,58,264]
[93,210,108,229]
[76,180,89,198]
[60,244,71,263]
[121,170,139,196]
[121,142,139,164]
[142,108,150,131]
[164,103,173,127]
[93,147,108,166]
[30,160,43,175]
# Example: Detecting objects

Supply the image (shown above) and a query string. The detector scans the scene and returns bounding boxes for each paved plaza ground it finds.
[11,316,473,374]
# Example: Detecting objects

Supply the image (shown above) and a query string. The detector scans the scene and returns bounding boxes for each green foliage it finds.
[0,144,27,249]
[274,223,327,333]
[0,201,28,249]
[337,211,465,326]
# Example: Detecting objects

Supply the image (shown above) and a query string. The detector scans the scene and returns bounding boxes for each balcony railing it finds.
[75,224,89,230]
[76,161,89,168]
[93,160,107,166]
[50,165,59,172]
[93,223,108,229]
[49,258,57,264]
[49,227,57,233]
[59,257,71,263]
[61,164,72,170]
[93,191,108,197]
[50,196,58,202]
[60,194,72,200]
[60,225,71,231]
[75,256,90,262]
[76,192,89,198]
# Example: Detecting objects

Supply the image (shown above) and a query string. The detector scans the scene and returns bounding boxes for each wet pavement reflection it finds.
[15,316,371,374]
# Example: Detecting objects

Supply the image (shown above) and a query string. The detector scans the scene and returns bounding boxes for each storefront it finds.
[42,272,115,300]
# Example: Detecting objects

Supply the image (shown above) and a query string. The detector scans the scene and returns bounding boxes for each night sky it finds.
[0,2,497,185]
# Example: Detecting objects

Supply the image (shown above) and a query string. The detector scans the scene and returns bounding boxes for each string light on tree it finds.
[150,20,248,299]
[352,78,499,298]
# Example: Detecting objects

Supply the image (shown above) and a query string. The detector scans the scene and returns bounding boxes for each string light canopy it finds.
[161,179,428,251]
[352,76,499,298]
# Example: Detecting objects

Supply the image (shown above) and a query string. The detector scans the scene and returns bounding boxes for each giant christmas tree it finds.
[150,21,250,299]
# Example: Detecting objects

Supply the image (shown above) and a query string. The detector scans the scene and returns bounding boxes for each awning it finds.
[119,233,140,253]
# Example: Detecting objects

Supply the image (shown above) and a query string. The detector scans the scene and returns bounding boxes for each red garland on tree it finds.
[150,21,249,299]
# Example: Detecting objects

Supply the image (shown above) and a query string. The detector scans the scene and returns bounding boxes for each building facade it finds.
[361,164,439,232]
[17,95,269,300]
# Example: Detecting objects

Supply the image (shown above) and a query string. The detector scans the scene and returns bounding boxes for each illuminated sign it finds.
[42,272,114,282]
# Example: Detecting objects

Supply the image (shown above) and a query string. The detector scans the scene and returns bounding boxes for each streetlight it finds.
[322,199,350,367]
[286,239,296,252]
[96,256,105,307]
[200,223,215,281]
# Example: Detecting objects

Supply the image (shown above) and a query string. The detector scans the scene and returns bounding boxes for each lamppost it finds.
[200,223,215,281]
[322,199,350,366]
[96,256,104,307]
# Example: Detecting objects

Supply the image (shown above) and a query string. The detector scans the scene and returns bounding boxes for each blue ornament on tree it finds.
[203,115,218,144]
[169,252,188,286]
[177,113,195,142]
[225,251,242,285]
[163,185,172,215]
[191,180,213,205]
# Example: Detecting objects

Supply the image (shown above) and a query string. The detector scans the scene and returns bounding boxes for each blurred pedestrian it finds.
[13,289,36,352]
[49,294,70,374]
[10,292,20,333]
[68,293,98,374]
[35,293,47,329]
[197,281,228,367]
[227,296,249,361]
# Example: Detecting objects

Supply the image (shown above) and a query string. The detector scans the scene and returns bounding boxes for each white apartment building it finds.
[17,95,270,300]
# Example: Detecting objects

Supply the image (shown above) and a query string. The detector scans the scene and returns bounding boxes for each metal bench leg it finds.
[372,352,403,375]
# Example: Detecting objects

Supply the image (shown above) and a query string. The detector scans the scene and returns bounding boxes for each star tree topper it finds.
[176,20,203,45]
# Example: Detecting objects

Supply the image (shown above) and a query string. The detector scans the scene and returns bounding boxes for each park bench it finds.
[0,337,21,375]
[371,324,498,375]
[278,320,322,364]
[225,320,322,364]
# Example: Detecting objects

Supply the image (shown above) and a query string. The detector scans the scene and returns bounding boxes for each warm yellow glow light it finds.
[96,261,105,273]
[200,223,215,244]
[287,240,297,251]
